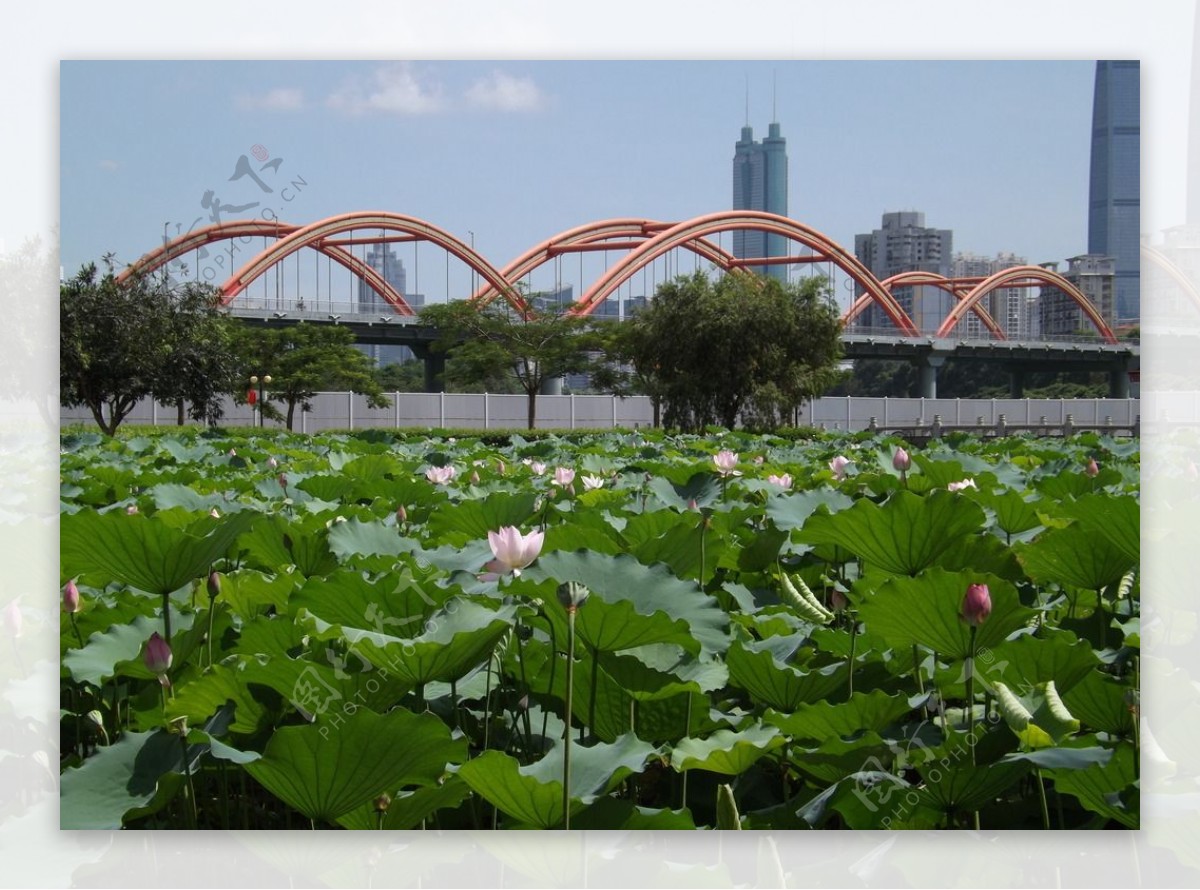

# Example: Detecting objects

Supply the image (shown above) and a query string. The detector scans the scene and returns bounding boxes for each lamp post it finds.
[249,374,272,427]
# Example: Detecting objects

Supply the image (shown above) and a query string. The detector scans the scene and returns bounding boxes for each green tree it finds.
[233,324,391,430]
[626,271,843,432]
[420,296,598,429]
[374,359,427,393]
[60,259,241,435]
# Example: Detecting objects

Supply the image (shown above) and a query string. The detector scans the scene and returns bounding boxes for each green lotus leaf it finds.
[1049,742,1138,827]
[455,733,657,829]
[915,759,1032,813]
[1017,522,1135,591]
[978,629,1101,696]
[647,471,721,511]
[61,509,257,596]
[64,605,196,688]
[1060,670,1135,735]
[245,708,466,824]
[856,569,1034,661]
[765,489,854,531]
[336,777,472,830]
[426,490,539,545]
[798,489,985,577]
[238,513,340,577]
[726,635,848,712]
[1058,493,1139,567]
[764,690,914,741]
[669,723,784,774]
[1000,746,1113,771]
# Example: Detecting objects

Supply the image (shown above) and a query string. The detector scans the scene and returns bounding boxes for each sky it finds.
[60,60,1100,312]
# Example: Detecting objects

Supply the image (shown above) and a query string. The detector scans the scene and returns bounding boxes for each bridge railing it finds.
[62,394,1141,435]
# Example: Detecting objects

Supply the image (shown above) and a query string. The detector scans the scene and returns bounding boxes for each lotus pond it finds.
[59,427,1139,830]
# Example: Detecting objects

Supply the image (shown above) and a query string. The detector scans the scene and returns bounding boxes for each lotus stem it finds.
[912,643,924,695]
[1036,768,1051,830]
[69,613,85,650]
[161,593,172,649]
[563,607,577,830]
[588,644,599,744]
[847,617,857,697]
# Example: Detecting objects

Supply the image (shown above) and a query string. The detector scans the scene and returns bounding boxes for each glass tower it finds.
[732,122,788,281]
[1088,60,1140,323]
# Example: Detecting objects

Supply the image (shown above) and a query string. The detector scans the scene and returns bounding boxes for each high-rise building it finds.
[853,211,953,333]
[732,121,788,281]
[357,245,422,365]
[1039,254,1116,338]
[952,251,1034,340]
[1088,60,1140,323]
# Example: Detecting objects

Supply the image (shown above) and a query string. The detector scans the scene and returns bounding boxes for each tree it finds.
[374,359,427,393]
[420,296,598,429]
[60,258,241,435]
[232,324,391,430]
[625,271,843,432]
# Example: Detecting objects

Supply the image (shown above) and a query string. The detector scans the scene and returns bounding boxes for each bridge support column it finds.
[423,352,446,393]
[1010,369,1025,398]
[1109,361,1130,399]
[916,355,946,399]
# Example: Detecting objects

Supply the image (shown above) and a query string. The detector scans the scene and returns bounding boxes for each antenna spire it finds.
[744,74,749,126]
[772,69,777,121]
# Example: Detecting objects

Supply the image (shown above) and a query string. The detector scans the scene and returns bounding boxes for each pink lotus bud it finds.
[687,498,699,511]
[713,450,741,477]
[496,460,506,475]
[552,467,575,488]
[753,455,765,466]
[227,448,237,457]
[893,447,911,472]
[277,473,288,489]
[396,505,408,523]
[63,579,82,614]
[267,457,279,470]
[829,456,850,480]
[207,571,221,599]
[830,589,849,612]
[126,504,138,515]
[144,631,173,681]
[471,470,481,485]
[483,526,545,578]
[1085,458,1099,477]
[209,508,221,519]
[961,583,992,627]
[529,461,547,476]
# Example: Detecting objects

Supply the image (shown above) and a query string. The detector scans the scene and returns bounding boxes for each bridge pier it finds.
[1109,360,1130,399]
[1010,368,1025,398]
[915,355,946,399]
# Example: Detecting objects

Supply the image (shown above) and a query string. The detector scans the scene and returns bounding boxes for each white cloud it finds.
[97,159,119,172]
[464,70,545,112]
[234,87,306,112]
[326,63,443,115]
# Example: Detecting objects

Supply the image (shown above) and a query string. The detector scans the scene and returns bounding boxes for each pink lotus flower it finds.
[687,498,699,511]
[496,460,507,475]
[209,508,221,519]
[227,448,237,457]
[63,579,82,614]
[529,461,547,476]
[425,465,456,485]
[144,632,173,685]
[767,473,793,490]
[582,474,605,491]
[753,455,765,466]
[713,450,741,477]
[267,457,279,470]
[829,456,850,480]
[483,526,544,578]
[961,583,992,626]
[893,447,911,472]
[1085,458,1100,477]
[947,478,977,492]
[552,467,576,487]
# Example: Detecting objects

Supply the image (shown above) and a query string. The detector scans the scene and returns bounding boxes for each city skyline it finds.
[61,61,1102,313]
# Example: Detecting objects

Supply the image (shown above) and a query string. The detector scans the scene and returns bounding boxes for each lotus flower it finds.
[144,632,173,685]
[209,508,221,519]
[206,571,221,600]
[767,473,793,490]
[961,583,992,626]
[529,461,547,476]
[552,467,576,487]
[713,450,741,477]
[277,473,288,489]
[582,474,605,491]
[1085,458,1100,477]
[125,504,138,515]
[425,465,456,485]
[470,470,481,485]
[484,526,544,578]
[267,457,279,470]
[687,498,699,511]
[893,447,911,472]
[63,579,82,614]
[396,505,408,523]
[829,456,850,480]
[947,478,977,492]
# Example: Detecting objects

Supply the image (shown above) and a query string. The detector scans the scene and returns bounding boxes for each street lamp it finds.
[249,374,272,427]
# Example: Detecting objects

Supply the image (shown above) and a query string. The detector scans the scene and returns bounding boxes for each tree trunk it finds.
[176,399,185,426]
[286,400,296,431]
[526,388,537,430]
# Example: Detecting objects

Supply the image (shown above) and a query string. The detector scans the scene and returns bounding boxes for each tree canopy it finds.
[60,259,242,435]
[420,296,599,429]
[622,271,844,431]
[232,324,391,430]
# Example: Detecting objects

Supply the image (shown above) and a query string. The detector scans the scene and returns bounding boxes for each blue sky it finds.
[61,60,1097,311]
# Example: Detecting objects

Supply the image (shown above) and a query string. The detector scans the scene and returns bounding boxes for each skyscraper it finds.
[357,244,420,365]
[1088,60,1140,323]
[732,121,788,281]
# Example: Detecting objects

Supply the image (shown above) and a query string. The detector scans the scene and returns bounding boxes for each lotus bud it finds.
[470,470,481,485]
[893,447,911,472]
[206,571,221,600]
[687,498,699,511]
[277,473,288,489]
[557,581,590,612]
[961,583,992,626]
[396,505,408,523]
[63,579,82,613]
[830,589,849,612]
[2,600,22,638]
[496,460,506,475]
[829,456,850,480]
[267,457,279,470]
[228,448,237,457]
[209,507,221,519]
[1085,457,1099,477]
[144,632,173,684]
[126,504,138,515]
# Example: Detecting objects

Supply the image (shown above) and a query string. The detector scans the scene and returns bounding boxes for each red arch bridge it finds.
[120,210,1138,398]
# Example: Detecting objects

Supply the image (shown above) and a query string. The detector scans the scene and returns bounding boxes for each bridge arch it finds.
[476,217,743,305]
[1142,242,1200,316]
[575,210,919,335]
[218,211,522,313]
[844,271,1006,339]
[120,219,418,315]
[936,265,1118,343]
